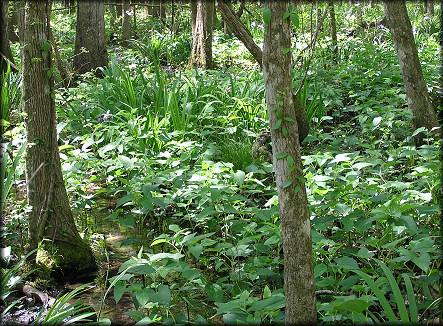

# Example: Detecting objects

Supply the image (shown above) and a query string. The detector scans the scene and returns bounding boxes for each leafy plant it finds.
[35,283,97,325]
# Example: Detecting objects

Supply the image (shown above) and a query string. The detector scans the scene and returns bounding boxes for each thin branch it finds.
[294,7,328,98]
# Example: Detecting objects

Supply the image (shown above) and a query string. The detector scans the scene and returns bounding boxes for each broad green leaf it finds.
[335,203,351,215]
[283,11,290,20]
[286,155,294,166]
[114,281,126,304]
[282,178,293,188]
[205,283,224,302]
[334,299,371,314]
[149,253,184,261]
[275,152,287,159]
[233,170,246,186]
[249,294,285,311]
[290,12,299,28]
[116,194,135,208]
[263,285,272,299]
[135,288,151,307]
[118,214,135,228]
[334,256,359,270]
[189,244,203,259]
[272,119,282,130]
[372,116,382,130]
[282,48,290,54]
[150,284,171,305]
[151,238,168,246]
[263,8,271,24]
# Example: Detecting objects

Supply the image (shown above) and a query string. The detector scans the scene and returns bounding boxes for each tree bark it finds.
[218,0,309,142]
[262,1,317,324]
[1,1,17,74]
[328,0,338,62]
[190,0,197,36]
[217,0,263,68]
[73,0,108,76]
[121,0,132,47]
[188,0,214,69]
[383,0,439,146]
[424,0,434,17]
[21,0,96,276]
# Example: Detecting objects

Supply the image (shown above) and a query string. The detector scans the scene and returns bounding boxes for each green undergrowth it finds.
[2,2,441,325]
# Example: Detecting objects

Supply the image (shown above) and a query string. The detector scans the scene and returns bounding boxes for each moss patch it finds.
[36,239,97,281]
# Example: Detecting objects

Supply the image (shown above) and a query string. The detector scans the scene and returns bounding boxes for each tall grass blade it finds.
[374,258,409,323]
[353,270,398,322]
[402,273,418,324]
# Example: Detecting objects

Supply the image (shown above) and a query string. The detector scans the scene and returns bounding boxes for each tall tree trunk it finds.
[218,0,309,142]
[262,1,317,324]
[1,1,17,73]
[424,0,434,17]
[217,0,262,68]
[121,0,131,47]
[188,0,214,69]
[73,0,108,76]
[21,0,96,277]
[383,0,439,146]
[190,0,197,36]
[328,0,338,62]
[8,2,20,43]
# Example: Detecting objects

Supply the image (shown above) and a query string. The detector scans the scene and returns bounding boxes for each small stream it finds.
[75,206,152,325]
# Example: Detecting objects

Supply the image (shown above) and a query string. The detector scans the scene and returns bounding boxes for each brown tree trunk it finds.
[383,0,439,146]
[190,0,197,36]
[217,0,262,68]
[328,0,338,62]
[218,0,309,142]
[188,0,214,69]
[262,1,316,324]
[21,0,96,276]
[424,0,434,17]
[8,2,20,43]
[73,0,108,75]
[1,1,17,74]
[49,29,70,88]
[121,0,132,47]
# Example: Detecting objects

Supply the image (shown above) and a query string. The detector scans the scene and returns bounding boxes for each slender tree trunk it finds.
[121,0,132,47]
[328,0,338,62]
[188,0,214,69]
[424,0,434,17]
[21,0,96,276]
[217,0,262,68]
[8,2,20,43]
[383,0,439,146]
[1,1,17,74]
[73,0,108,76]
[49,29,70,88]
[262,1,316,324]
[190,0,197,36]
[218,0,309,141]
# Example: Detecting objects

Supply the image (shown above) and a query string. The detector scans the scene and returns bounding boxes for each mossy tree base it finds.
[36,239,97,282]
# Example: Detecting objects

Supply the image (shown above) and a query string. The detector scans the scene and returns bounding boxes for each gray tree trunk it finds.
[1,1,17,73]
[262,1,317,324]
[217,0,262,68]
[218,0,309,142]
[188,0,214,69]
[383,0,439,146]
[22,0,96,276]
[73,0,108,75]
[328,0,338,62]
[121,0,131,47]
